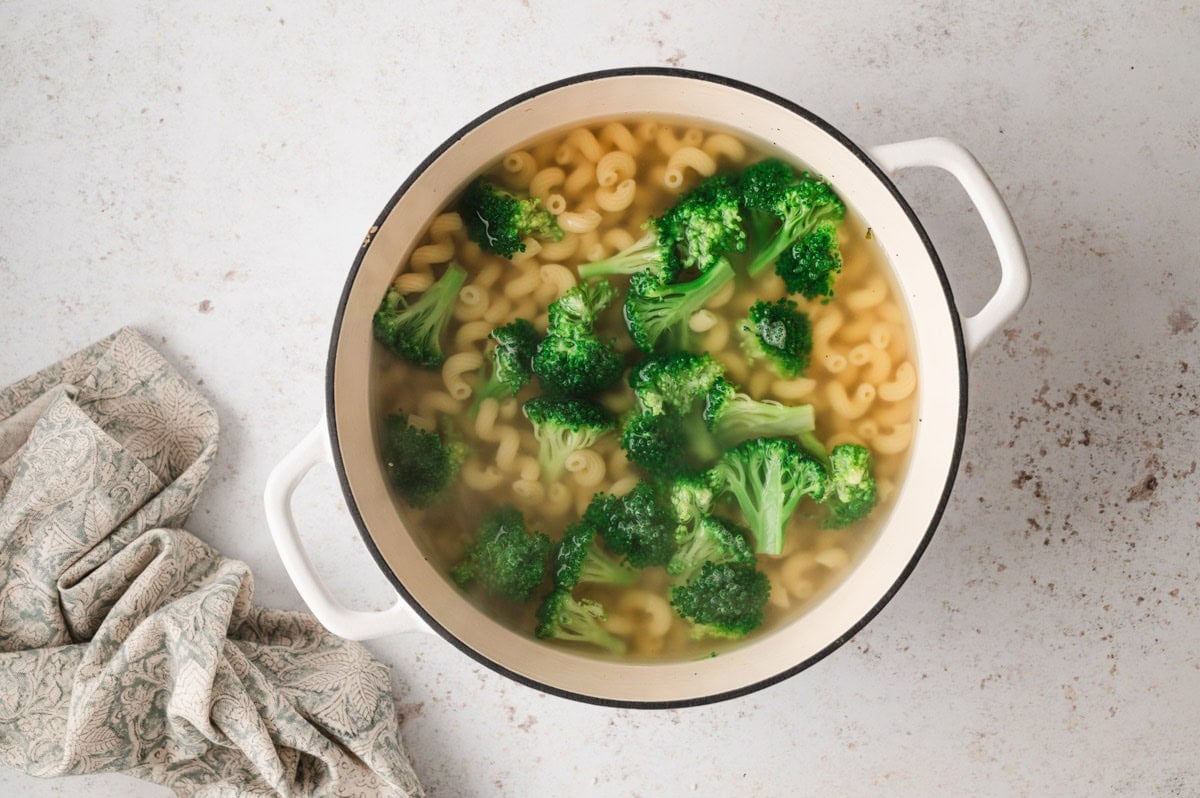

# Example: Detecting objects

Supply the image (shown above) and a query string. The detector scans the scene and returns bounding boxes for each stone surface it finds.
[1,2,1197,795]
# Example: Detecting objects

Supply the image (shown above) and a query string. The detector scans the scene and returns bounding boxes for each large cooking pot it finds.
[264,68,1029,707]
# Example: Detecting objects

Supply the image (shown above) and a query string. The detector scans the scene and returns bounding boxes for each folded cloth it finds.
[0,328,422,797]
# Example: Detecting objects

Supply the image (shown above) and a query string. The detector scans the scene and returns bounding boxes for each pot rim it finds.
[324,66,967,708]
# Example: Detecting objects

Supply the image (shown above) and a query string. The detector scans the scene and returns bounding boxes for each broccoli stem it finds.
[577,230,659,279]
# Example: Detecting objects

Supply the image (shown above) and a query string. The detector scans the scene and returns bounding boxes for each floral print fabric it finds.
[0,328,422,797]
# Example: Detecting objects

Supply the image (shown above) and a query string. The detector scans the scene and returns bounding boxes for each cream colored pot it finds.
[264,69,1029,707]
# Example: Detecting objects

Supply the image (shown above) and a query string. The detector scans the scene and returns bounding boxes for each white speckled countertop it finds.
[2,2,1198,795]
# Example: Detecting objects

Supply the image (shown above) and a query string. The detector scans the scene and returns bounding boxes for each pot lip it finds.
[324,66,968,709]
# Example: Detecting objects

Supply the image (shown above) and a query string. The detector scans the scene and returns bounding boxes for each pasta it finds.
[372,116,919,663]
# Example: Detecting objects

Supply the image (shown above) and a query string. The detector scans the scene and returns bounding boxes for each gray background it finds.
[2,1,1197,795]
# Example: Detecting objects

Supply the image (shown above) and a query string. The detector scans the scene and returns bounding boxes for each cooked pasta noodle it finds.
[872,423,913,455]
[565,449,607,487]
[538,263,577,299]
[595,178,637,212]
[441,351,483,400]
[879,361,917,402]
[538,232,580,260]
[701,132,747,163]
[410,240,456,269]
[598,121,640,154]
[602,227,637,252]
[529,166,566,201]
[556,208,603,234]
[501,150,537,188]
[663,146,717,189]
[393,271,433,295]
[563,162,595,196]
[827,382,876,420]
[462,459,505,492]
[454,319,494,350]
[595,150,637,186]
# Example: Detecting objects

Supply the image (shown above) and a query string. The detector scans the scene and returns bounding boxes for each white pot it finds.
[264,69,1029,707]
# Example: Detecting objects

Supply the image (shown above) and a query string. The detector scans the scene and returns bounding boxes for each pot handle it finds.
[263,421,431,640]
[866,137,1030,358]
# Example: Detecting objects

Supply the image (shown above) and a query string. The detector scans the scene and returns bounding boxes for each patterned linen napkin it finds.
[0,328,422,797]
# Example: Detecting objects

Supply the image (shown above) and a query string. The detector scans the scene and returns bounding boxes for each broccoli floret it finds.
[776,223,843,302]
[553,520,637,588]
[620,410,692,477]
[533,281,624,398]
[577,218,679,282]
[741,298,812,377]
[461,178,563,258]
[578,174,745,281]
[373,263,468,368]
[381,412,465,508]
[546,279,617,333]
[624,258,736,352]
[535,587,626,654]
[628,351,725,415]
[667,515,755,580]
[472,319,540,410]
[584,483,676,569]
[709,437,827,555]
[703,377,816,450]
[739,158,797,210]
[523,397,616,480]
[451,506,551,602]
[670,560,770,639]
[823,443,878,528]
[742,165,845,279]
[664,473,717,531]
[665,175,746,273]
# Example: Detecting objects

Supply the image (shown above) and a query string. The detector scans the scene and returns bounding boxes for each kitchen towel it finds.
[0,328,422,797]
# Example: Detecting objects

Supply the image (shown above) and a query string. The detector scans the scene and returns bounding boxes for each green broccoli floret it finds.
[624,258,736,352]
[703,377,816,450]
[533,281,624,398]
[739,158,797,210]
[667,515,755,580]
[628,351,725,415]
[620,410,693,477]
[666,174,746,273]
[380,412,465,508]
[823,443,878,528]
[584,483,676,569]
[741,298,812,377]
[373,262,468,368]
[670,560,770,639]
[472,319,540,410]
[775,222,843,302]
[451,506,551,602]
[461,178,564,258]
[553,520,637,588]
[709,437,827,555]
[664,473,716,531]
[578,174,745,281]
[577,216,680,282]
[523,397,616,480]
[535,587,626,654]
[741,161,845,279]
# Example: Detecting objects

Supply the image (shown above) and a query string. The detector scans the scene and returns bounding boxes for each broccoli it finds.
[664,473,716,531]
[577,217,679,283]
[628,351,725,415]
[665,174,746,273]
[620,410,693,477]
[553,520,637,588]
[624,258,736,352]
[740,159,845,279]
[583,482,676,569]
[578,174,745,281]
[741,298,812,377]
[451,506,551,602]
[670,560,770,639]
[823,443,878,528]
[667,515,755,580]
[523,397,616,480]
[775,222,843,302]
[535,587,626,654]
[533,281,624,398]
[460,178,563,258]
[373,262,468,368]
[472,319,540,410]
[703,377,816,450]
[709,437,827,555]
[380,412,465,508]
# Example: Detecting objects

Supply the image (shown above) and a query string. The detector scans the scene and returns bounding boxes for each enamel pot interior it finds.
[327,69,966,707]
